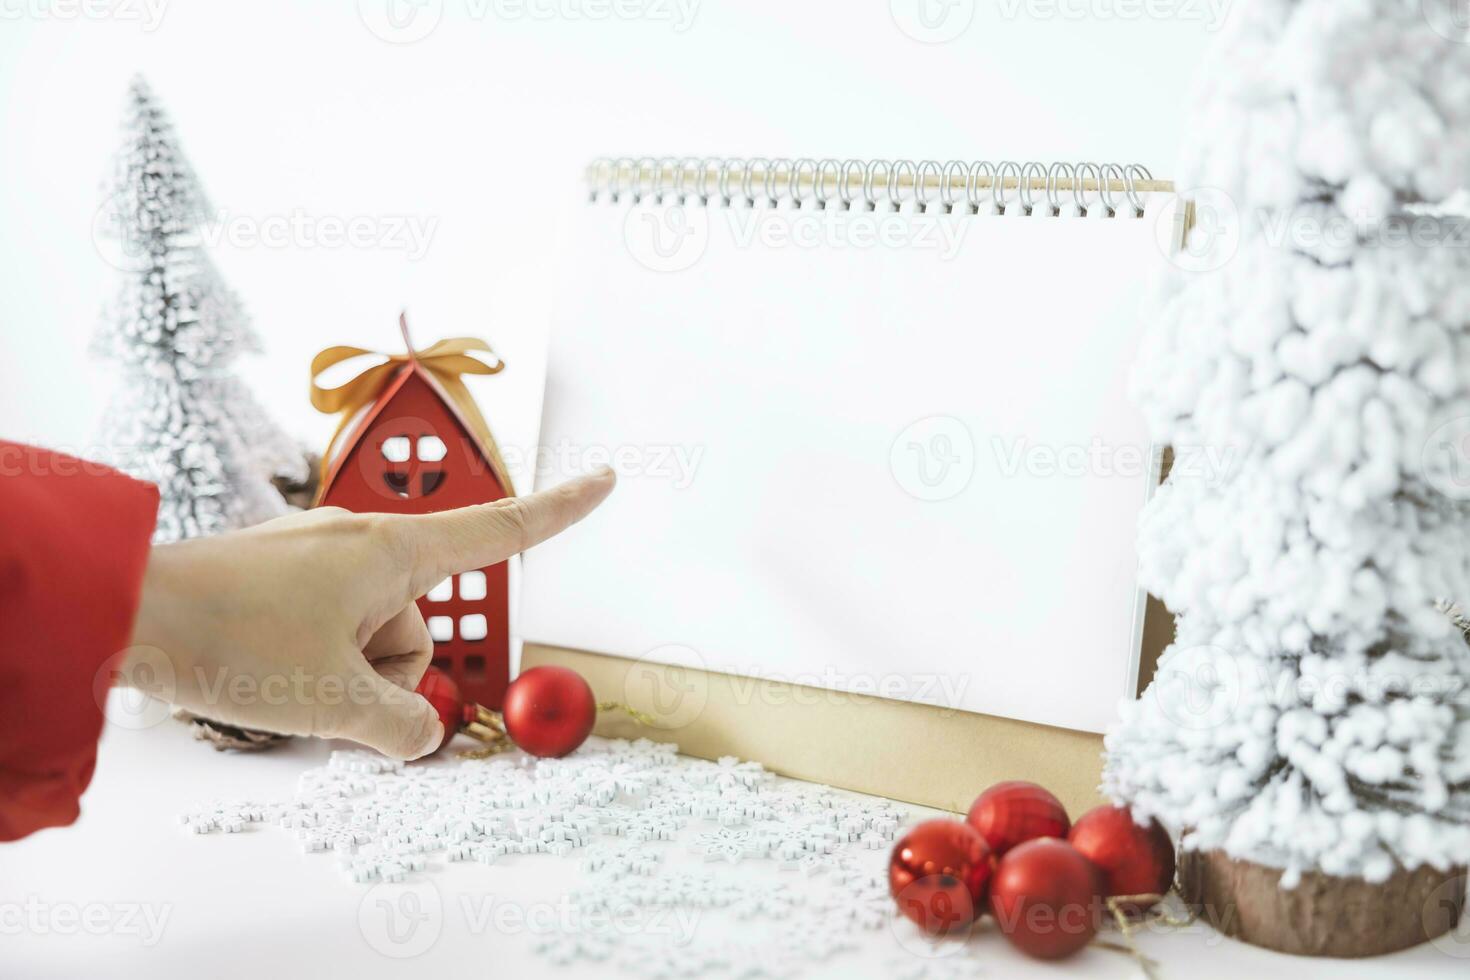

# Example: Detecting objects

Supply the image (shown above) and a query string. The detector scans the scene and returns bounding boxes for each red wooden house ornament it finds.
[311,314,515,708]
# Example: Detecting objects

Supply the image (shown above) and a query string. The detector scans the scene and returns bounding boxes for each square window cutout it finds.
[417,436,447,462]
[464,655,486,681]
[427,616,454,642]
[459,614,488,641]
[426,578,453,602]
[381,436,411,463]
[459,570,487,601]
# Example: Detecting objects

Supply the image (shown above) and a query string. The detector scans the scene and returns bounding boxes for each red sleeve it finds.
[0,442,158,841]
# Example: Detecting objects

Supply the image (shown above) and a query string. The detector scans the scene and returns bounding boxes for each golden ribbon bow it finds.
[309,314,506,487]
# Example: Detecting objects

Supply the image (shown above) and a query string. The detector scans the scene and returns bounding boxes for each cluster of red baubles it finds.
[416,664,599,757]
[887,781,1175,960]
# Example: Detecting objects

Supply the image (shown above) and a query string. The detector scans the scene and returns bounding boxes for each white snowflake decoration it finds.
[183,740,912,977]
[689,828,767,864]
[180,800,267,834]
[583,842,664,879]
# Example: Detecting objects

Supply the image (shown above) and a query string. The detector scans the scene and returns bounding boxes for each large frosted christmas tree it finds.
[94,77,304,543]
[1105,0,1470,889]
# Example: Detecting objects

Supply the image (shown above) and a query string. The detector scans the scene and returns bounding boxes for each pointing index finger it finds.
[395,467,616,583]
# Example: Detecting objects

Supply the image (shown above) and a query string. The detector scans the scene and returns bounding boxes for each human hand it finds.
[123,469,615,759]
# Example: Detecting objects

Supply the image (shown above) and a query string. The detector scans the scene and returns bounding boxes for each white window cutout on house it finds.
[458,570,487,601]
[459,614,488,641]
[382,436,411,463]
[417,436,447,462]
[427,616,454,642]
[426,578,453,602]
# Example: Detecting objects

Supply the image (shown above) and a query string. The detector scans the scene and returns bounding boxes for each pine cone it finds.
[272,451,320,510]
[174,709,291,752]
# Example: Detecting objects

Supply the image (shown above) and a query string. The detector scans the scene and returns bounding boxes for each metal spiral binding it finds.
[584,158,1166,218]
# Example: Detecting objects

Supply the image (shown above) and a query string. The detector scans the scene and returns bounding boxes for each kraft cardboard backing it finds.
[523,596,1170,819]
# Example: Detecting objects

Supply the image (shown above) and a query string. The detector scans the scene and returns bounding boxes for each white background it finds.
[0,0,1214,477]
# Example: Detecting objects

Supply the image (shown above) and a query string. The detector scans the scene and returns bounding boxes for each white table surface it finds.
[3,713,1463,979]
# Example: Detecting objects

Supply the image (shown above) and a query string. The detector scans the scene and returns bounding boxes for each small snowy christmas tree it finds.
[94,77,305,543]
[1105,0,1470,902]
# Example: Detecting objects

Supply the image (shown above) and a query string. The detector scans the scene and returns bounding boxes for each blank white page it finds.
[523,190,1173,734]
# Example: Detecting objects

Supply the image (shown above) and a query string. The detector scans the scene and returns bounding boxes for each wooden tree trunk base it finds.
[1178,849,1467,958]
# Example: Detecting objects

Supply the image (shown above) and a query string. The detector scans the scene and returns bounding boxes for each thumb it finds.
[329,668,444,760]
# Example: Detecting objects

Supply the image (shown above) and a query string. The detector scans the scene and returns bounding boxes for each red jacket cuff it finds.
[0,443,159,841]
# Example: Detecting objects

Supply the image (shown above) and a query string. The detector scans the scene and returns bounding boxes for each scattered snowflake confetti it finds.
[583,842,665,879]
[182,737,915,977]
[180,800,268,834]
[690,827,767,863]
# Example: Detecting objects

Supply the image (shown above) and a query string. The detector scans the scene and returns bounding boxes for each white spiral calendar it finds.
[523,157,1182,736]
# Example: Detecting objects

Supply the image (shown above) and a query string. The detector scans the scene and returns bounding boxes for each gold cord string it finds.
[1092,880,1199,978]
[455,700,656,759]
[596,701,661,727]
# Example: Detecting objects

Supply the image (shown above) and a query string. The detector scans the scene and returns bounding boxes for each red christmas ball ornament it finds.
[501,665,598,758]
[415,666,468,751]
[966,781,1070,856]
[888,819,995,937]
[1068,805,1175,913]
[989,838,1101,960]
[414,665,608,758]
